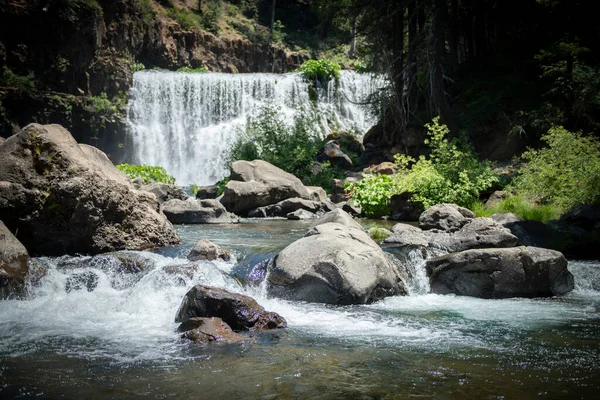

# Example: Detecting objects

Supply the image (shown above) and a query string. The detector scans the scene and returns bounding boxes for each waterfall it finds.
[126,71,385,185]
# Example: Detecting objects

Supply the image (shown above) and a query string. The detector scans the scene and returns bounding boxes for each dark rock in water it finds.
[195,185,218,200]
[419,203,475,231]
[179,317,245,344]
[390,192,423,221]
[188,239,231,262]
[384,217,518,253]
[65,270,99,292]
[175,284,287,331]
[287,209,317,220]
[317,140,353,170]
[560,204,600,230]
[220,160,311,216]
[426,246,574,298]
[504,220,561,249]
[268,211,405,305]
[162,198,237,224]
[0,220,30,298]
[135,182,188,205]
[0,124,179,255]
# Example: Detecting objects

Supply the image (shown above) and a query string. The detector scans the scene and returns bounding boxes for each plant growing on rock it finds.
[116,164,176,184]
[300,59,341,82]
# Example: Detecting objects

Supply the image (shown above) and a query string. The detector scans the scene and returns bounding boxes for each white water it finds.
[127,71,385,185]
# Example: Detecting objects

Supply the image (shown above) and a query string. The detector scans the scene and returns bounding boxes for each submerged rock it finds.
[0,124,180,255]
[179,317,245,344]
[187,239,231,262]
[268,210,405,305]
[0,220,30,298]
[220,160,311,216]
[162,198,237,224]
[175,284,287,331]
[426,246,574,298]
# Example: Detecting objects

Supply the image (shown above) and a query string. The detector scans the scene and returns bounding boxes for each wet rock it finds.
[0,124,180,255]
[287,209,317,220]
[267,216,405,305]
[419,204,475,231]
[179,317,245,344]
[136,182,188,205]
[220,160,311,216]
[65,270,99,292]
[0,220,29,298]
[175,284,287,331]
[188,239,231,262]
[162,198,237,224]
[426,246,574,298]
[195,185,219,200]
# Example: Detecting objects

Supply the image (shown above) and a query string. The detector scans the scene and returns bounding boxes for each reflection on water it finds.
[1,220,599,399]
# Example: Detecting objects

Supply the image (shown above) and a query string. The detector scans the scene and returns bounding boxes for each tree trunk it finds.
[349,16,356,58]
[407,0,418,118]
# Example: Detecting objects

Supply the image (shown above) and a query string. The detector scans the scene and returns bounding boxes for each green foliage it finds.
[216,177,229,197]
[471,195,562,223]
[300,59,341,82]
[116,164,176,184]
[168,7,202,30]
[130,62,146,72]
[177,66,209,73]
[189,183,199,196]
[200,0,223,33]
[133,0,155,24]
[0,66,36,93]
[84,92,127,133]
[347,117,498,216]
[345,174,395,218]
[368,226,392,241]
[512,126,600,209]
[272,20,286,45]
[228,105,332,187]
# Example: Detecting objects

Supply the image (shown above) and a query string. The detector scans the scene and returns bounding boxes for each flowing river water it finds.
[1,220,599,399]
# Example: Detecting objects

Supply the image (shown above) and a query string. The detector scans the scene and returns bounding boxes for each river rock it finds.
[267,219,405,305]
[162,198,237,224]
[0,124,179,255]
[318,140,353,170]
[306,186,329,203]
[287,209,317,220]
[187,239,231,262]
[419,203,475,231]
[220,160,311,215]
[426,246,574,298]
[310,208,363,231]
[175,284,287,331]
[0,220,30,298]
[136,182,188,205]
[179,317,245,344]
[195,184,219,200]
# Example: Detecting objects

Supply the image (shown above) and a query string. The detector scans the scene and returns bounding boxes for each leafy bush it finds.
[216,177,229,197]
[347,117,498,216]
[471,195,562,223]
[512,126,600,209]
[177,66,209,73]
[130,62,146,72]
[189,183,199,196]
[116,164,176,184]
[300,59,341,82]
[1,66,36,93]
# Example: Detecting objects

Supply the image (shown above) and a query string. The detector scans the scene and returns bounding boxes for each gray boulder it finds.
[426,246,574,298]
[0,220,30,298]
[306,186,329,203]
[195,184,219,200]
[419,203,475,231]
[162,198,237,224]
[187,239,231,261]
[248,197,324,218]
[267,220,405,305]
[220,160,311,215]
[0,124,179,255]
[175,284,287,331]
[136,182,188,205]
[310,208,363,231]
[287,209,317,220]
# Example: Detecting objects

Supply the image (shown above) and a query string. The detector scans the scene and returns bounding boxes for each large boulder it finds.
[426,246,574,298]
[419,203,475,231]
[0,220,30,298]
[384,217,518,253]
[317,140,353,170]
[162,198,237,224]
[389,192,423,221]
[0,124,179,255]
[135,182,188,205]
[175,284,287,331]
[220,160,311,216]
[267,213,405,305]
[310,208,363,231]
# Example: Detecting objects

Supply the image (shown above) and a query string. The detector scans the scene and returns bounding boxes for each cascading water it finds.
[126,71,385,185]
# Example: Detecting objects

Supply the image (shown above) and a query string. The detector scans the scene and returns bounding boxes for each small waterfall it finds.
[126,71,385,185]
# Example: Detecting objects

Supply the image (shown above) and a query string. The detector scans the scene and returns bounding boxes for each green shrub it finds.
[471,195,562,223]
[347,117,498,216]
[189,183,199,196]
[130,62,146,72]
[216,177,229,197]
[116,164,176,184]
[512,126,600,209]
[0,66,36,93]
[300,59,341,82]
